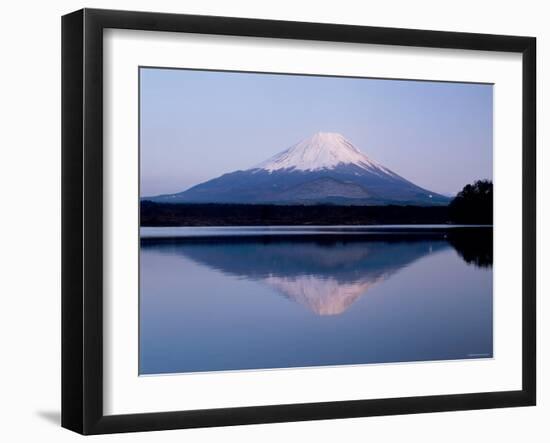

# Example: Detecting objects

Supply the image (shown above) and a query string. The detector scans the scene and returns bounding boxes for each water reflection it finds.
[446,228,493,268]
[140,227,493,374]
[141,228,491,316]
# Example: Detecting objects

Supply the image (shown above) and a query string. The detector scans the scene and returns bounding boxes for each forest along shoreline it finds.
[140,180,493,227]
[140,202,451,226]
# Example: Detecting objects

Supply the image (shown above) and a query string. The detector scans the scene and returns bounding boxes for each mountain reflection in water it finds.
[141,228,491,316]
[139,227,493,374]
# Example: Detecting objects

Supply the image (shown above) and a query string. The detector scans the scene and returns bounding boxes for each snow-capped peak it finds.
[254,132,388,173]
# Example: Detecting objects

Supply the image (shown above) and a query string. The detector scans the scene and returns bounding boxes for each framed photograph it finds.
[62,8,536,435]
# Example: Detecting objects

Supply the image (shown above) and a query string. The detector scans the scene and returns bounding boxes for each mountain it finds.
[146,132,450,206]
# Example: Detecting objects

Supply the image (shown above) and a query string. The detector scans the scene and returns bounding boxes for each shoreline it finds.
[139,225,493,240]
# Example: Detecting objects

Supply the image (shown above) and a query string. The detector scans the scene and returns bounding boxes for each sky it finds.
[140,67,493,197]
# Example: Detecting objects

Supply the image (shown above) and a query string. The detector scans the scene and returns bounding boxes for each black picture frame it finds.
[62,8,536,435]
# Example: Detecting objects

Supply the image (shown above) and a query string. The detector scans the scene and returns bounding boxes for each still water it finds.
[139,226,493,375]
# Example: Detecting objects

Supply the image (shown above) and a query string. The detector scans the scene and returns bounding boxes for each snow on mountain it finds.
[255,132,397,177]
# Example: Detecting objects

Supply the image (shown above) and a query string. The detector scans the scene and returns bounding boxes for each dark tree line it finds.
[140,201,450,226]
[449,179,493,224]
[140,180,493,226]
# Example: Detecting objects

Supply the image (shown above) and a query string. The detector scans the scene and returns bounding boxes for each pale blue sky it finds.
[140,67,493,197]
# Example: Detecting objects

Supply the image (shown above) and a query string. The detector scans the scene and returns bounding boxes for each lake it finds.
[139,226,493,375]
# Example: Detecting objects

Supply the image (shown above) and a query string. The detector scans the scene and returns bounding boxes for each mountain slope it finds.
[147,132,449,206]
